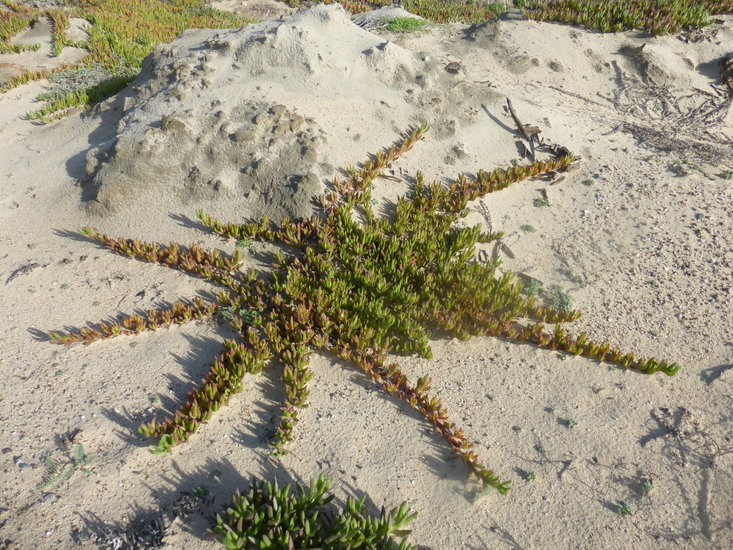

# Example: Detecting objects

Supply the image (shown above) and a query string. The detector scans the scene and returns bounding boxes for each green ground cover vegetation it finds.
[1,0,731,119]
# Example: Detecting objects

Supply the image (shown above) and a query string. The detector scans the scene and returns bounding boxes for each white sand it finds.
[0,5,732,549]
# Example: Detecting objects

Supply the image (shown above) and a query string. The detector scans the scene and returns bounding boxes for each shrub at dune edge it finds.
[48,124,680,498]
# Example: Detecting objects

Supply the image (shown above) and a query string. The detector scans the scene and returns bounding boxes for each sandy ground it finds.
[1,4,732,549]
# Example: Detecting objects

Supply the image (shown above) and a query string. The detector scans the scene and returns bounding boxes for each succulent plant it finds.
[49,122,679,495]
[523,0,732,35]
[214,474,416,549]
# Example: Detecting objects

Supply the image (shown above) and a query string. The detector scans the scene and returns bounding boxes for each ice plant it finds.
[214,474,416,549]
[49,123,679,495]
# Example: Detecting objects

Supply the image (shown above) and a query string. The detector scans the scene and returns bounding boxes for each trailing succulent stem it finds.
[50,122,679,495]
[48,297,216,345]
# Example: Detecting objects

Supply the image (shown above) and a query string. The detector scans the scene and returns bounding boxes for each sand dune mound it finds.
[84,4,498,220]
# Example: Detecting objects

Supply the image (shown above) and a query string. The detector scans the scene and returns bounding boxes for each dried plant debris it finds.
[100,493,211,550]
[48,123,679,496]
[5,262,42,284]
[607,52,733,165]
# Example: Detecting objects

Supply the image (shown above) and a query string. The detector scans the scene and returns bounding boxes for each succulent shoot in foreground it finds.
[214,474,417,549]
[49,123,679,495]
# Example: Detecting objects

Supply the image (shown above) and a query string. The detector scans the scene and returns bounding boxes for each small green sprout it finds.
[192,484,210,498]
[524,470,536,481]
[616,502,633,516]
[37,444,95,489]
[582,178,595,186]
[520,224,536,232]
[566,419,578,429]
[643,479,654,494]
[533,197,550,208]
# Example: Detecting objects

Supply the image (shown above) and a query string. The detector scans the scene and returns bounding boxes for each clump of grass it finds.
[524,0,733,35]
[383,16,429,33]
[214,474,416,549]
[49,124,680,499]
